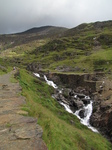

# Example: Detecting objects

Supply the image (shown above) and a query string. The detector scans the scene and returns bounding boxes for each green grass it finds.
[0,21,112,149]
[10,74,18,83]
[16,32,111,73]
[83,47,112,71]
[1,20,112,149]
[0,58,12,74]
[17,69,112,150]
[1,21,112,74]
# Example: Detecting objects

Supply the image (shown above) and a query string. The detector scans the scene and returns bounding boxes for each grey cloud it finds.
[0,0,112,34]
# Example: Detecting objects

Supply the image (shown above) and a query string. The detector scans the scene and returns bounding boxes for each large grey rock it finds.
[79,109,85,118]
[73,100,84,109]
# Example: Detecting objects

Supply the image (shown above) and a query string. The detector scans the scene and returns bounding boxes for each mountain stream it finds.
[34,73,98,133]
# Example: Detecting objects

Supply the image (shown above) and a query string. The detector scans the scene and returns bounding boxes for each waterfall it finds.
[44,75,58,89]
[75,101,98,132]
[34,73,98,133]
[33,73,58,89]
[60,101,98,132]
[33,73,40,78]
[59,102,73,113]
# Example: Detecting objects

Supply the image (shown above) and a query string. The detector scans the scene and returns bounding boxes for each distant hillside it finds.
[22,20,112,73]
[21,26,53,34]
[64,20,112,36]
[0,26,68,49]
[19,26,68,36]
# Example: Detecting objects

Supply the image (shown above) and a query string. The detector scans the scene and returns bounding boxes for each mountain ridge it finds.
[19,25,68,35]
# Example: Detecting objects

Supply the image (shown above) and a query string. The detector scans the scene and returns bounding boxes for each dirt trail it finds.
[0,71,47,150]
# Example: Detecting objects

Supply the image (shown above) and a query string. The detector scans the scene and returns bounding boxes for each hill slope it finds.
[64,20,112,36]
[20,26,68,36]
[0,20,112,149]
[0,26,67,50]
[24,20,112,73]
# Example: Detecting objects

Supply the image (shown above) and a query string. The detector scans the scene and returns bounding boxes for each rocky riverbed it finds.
[35,71,112,142]
[31,64,112,142]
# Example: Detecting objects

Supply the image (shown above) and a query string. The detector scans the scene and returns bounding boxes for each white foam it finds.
[60,102,73,113]
[74,95,77,98]
[60,100,98,133]
[74,101,98,132]
[33,73,40,78]
[85,96,90,99]
[44,75,58,89]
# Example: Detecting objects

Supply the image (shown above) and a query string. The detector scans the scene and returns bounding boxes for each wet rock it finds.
[90,89,112,142]
[81,98,90,105]
[61,99,69,105]
[79,109,85,118]
[53,93,61,101]
[69,90,75,96]
[76,93,86,99]
[73,100,84,109]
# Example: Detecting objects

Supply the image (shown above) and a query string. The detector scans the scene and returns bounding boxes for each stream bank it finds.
[34,71,112,142]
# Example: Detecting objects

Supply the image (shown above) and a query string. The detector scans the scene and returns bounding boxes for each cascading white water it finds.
[59,102,73,113]
[33,73,40,78]
[34,73,98,133]
[60,101,98,132]
[44,75,58,89]
[75,101,98,132]
[33,73,57,89]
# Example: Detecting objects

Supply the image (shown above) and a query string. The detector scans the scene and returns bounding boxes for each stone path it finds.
[0,71,47,150]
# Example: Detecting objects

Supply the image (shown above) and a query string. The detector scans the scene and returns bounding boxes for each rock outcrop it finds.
[31,69,112,142]
[47,72,112,142]
[90,87,112,142]
[46,72,104,92]
[53,87,91,114]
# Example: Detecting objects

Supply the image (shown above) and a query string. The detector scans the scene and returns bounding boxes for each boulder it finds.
[81,98,90,105]
[79,109,85,118]
[73,100,84,109]
[76,93,86,99]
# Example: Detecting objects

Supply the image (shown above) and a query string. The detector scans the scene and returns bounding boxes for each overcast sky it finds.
[0,0,112,34]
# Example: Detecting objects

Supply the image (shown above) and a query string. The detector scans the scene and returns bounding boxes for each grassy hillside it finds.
[0,58,11,74]
[1,21,111,73]
[16,69,112,150]
[64,20,112,37]
[27,21,112,73]
[0,21,112,149]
